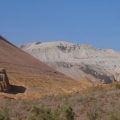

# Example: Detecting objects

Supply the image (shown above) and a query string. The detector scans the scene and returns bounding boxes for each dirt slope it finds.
[0,36,90,99]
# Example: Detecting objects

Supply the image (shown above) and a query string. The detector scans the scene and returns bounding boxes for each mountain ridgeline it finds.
[22,41,120,84]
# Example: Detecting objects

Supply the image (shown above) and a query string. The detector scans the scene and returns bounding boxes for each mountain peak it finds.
[22,40,120,83]
[21,41,74,50]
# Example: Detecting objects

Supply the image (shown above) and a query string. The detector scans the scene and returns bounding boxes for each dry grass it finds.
[0,82,120,120]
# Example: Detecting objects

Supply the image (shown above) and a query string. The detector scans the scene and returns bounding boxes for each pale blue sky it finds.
[0,0,120,50]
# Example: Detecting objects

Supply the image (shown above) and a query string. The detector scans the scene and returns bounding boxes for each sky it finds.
[0,0,120,50]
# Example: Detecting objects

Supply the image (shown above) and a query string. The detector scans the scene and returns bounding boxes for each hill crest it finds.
[0,37,86,99]
[22,41,120,83]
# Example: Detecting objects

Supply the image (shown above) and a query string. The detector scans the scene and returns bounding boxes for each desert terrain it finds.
[0,36,91,100]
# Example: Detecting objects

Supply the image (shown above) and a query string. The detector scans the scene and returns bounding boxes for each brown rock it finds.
[0,68,10,92]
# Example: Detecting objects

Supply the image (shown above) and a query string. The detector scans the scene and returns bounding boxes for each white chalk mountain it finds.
[21,41,120,83]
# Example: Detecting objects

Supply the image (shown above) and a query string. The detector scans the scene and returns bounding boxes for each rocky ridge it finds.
[22,41,120,83]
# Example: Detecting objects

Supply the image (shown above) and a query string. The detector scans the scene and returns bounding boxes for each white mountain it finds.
[21,41,120,83]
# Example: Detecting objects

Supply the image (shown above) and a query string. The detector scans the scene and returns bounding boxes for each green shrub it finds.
[87,104,101,120]
[27,106,54,120]
[65,106,75,120]
[109,112,120,120]
[27,105,75,120]
[87,110,99,120]
[0,108,10,120]
[115,83,120,89]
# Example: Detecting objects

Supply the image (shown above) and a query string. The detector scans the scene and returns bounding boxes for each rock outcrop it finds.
[0,68,10,92]
[22,41,120,83]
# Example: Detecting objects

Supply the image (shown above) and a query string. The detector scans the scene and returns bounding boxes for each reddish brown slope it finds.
[0,36,54,71]
[0,36,90,99]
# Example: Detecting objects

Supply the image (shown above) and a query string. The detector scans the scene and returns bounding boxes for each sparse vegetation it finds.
[27,106,54,120]
[114,82,120,89]
[87,103,101,120]
[0,108,10,120]
[109,111,120,120]
[65,106,75,120]
[0,83,120,120]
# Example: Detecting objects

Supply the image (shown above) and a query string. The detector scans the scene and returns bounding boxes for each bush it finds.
[87,110,99,120]
[27,106,54,120]
[87,103,101,120]
[65,106,75,120]
[115,83,120,89]
[27,105,75,120]
[109,112,120,120]
[0,108,10,120]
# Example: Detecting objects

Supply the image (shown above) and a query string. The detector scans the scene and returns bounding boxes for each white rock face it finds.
[21,41,120,83]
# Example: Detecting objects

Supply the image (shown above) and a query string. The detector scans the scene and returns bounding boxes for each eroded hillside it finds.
[0,36,90,99]
[22,41,120,83]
